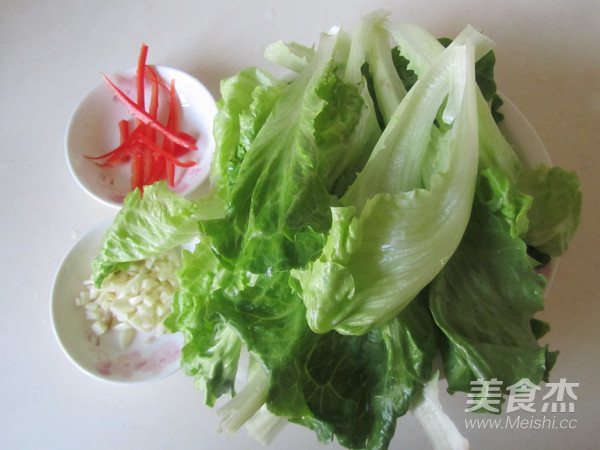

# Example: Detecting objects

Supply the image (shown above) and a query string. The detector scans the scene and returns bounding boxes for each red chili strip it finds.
[136,43,149,111]
[167,79,180,134]
[131,150,144,192]
[119,119,130,143]
[84,125,145,162]
[166,161,175,187]
[148,75,159,119]
[145,154,167,186]
[101,73,197,150]
[136,134,197,167]
[145,65,170,91]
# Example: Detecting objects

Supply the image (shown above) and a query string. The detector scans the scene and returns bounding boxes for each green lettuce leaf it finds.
[177,258,437,449]
[344,10,407,126]
[429,196,551,397]
[294,36,489,335]
[195,264,378,446]
[478,167,533,238]
[91,182,220,286]
[366,293,438,449]
[440,35,504,121]
[202,29,381,273]
[264,40,315,74]
[164,237,242,406]
[383,14,581,412]
[211,67,286,201]
[517,165,582,256]
[387,23,520,179]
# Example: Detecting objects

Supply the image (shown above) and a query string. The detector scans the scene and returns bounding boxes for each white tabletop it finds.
[2,1,598,449]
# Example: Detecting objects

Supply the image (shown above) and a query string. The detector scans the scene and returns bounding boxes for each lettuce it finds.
[91,181,222,287]
[293,31,490,335]
[168,234,438,448]
[517,165,582,256]
[382,14,581,406]
[164,236,242,407]
[429,194,552,395]
[201,27,381,273]
[89,10,582,450]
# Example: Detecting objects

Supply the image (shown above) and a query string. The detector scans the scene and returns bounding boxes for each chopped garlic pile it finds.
[76,248,182,348]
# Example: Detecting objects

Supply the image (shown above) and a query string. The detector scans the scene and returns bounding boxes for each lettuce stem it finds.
[216,364,269,436]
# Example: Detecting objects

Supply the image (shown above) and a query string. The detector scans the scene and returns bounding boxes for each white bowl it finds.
[65,66,217,208]
[50,217,184,383]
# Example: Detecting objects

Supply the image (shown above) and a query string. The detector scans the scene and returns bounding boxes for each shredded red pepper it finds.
[135,134,196,167]
[85,126,146,166]
[131,151,144,192]
[86,44,199,196]
[118,119,130,143]
[136,44,149,112]
[100,74,197,151]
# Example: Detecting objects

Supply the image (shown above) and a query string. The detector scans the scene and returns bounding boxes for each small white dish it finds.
[65,66,217,208]
[51,217,184,383]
